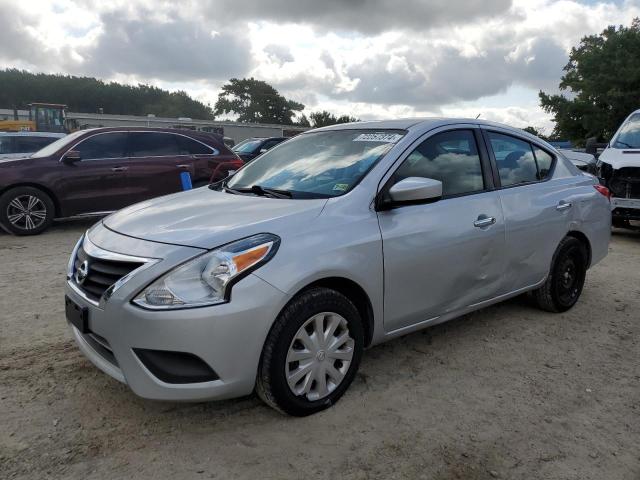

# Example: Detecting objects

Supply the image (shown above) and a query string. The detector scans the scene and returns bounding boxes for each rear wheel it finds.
[256,287,364,416]
[0,186,55,235]
[531,236,587,312]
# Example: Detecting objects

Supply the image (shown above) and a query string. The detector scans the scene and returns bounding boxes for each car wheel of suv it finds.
[256,287,364,416]
[0,186,55,236]
[532,236,587,313]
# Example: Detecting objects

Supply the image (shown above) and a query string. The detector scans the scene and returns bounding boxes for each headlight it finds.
[133,233,280,310]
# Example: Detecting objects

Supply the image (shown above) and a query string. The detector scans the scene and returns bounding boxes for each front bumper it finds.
[611,197,640,220]
[65,224,289,402]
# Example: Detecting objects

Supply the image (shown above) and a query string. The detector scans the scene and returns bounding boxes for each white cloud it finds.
[0,0,639,128]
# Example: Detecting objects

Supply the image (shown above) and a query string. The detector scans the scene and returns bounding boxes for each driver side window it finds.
[393,129,485,197]
[74,133,128,160]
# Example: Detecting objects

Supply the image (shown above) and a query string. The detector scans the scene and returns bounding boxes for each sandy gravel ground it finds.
[1,220,638,480]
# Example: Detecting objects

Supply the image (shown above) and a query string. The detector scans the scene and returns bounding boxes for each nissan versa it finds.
[65,119,611,416]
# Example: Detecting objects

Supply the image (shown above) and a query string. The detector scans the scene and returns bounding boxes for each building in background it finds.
[0,108,308,143]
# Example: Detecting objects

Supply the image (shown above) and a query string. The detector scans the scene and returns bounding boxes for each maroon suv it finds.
[0,127,243,235]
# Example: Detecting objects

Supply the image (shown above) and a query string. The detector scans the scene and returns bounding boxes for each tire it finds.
[256,287,364,416]
[531,236,588,313]
[0,186,55,236]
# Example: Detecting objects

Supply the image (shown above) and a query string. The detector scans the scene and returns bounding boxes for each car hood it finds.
[598,147,640,169]
[0,154,32,163]
[103,187,328,249]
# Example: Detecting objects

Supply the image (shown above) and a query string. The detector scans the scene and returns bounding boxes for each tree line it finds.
[0,70,356,128]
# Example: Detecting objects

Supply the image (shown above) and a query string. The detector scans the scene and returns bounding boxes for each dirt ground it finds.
[1,219,638,480]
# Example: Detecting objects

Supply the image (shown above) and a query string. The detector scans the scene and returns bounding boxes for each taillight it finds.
[594,184,611,200]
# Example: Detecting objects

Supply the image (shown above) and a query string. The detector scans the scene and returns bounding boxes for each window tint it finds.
[261,139,282,150]
[392,130,484,197]
[0,137,13,154]
[533,147,553,180]
[488,132,538,186]
[75,133,128,160]
[128,132,180,157]
[176,135,212,155]
[14,136,56,152]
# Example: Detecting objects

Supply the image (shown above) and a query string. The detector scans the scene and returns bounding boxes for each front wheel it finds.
[256,287,364,416]
[0,186,55,235]
[531,236,588,313]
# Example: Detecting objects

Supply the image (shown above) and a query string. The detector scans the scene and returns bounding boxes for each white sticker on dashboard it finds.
[353,133,403,143]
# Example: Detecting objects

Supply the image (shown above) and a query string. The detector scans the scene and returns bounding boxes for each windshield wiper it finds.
[224,184,292,199]
[616,141,638,149]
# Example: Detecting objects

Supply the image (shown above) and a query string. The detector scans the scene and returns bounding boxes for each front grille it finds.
[610,168,640,199]
[73,244,144,302]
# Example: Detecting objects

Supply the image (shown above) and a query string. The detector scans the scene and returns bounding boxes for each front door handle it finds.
[474,215,496,228]
[111,166,128,172]
[556,201,572,211]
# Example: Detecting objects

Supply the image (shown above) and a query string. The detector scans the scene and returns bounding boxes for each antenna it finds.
[475,113,481,119]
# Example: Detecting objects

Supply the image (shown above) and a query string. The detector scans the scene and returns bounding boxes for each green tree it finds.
[309,110,358,128]
[295,113,311,127]
[522,126,546,139]
[214,78,304,124]
[539,18,640,143]
[0,69,215,119]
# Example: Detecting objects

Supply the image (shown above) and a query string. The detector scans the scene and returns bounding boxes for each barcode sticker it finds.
[353,133,403,143]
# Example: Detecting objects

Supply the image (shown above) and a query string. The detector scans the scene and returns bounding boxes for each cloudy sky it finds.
[1,0,639,130]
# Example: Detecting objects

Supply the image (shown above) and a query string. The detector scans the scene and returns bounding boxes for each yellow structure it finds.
[0,103,68,133]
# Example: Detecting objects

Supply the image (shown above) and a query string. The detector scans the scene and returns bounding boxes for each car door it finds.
[482,129,573,292]
[125,131,193,203]
[378,127,507,332]
[57,131,131,215]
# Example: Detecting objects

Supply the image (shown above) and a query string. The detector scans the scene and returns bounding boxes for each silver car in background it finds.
[0,131,66,160]
[65,118,611,416]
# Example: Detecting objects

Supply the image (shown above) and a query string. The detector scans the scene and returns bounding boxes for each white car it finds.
[558,149,597,175]
[597,109,640,228]
[0,132,66,160]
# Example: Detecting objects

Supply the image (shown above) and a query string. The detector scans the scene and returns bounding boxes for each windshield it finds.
[226,129,405,198]
[612,113,640,149]
[233,139,263,154]
[30,130,84,158]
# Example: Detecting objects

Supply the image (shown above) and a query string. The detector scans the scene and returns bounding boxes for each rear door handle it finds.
[176,164,191,169]
[474,215,496,228]
[556,201,572,211]
[111,166,128,172]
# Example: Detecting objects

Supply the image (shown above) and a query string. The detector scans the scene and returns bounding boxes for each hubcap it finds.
[285,312,355,401]
[556,251,583,306]
[6,195,47,230]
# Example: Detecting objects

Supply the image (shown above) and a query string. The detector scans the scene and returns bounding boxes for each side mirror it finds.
[62,150,81,163]
[387,177,443,206]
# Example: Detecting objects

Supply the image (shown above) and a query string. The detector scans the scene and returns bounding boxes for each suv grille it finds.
[73,244,144,302]
[610,167,640,199]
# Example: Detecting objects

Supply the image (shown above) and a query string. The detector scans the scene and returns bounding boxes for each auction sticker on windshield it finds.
[353,133,403,143]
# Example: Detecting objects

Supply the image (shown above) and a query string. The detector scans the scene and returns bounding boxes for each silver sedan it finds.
[65,118,611,416]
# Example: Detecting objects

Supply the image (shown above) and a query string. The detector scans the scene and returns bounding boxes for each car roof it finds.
[0,131,66,137]
[308,117,556,148]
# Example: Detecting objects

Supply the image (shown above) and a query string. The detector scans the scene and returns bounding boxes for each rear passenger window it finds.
[487,132,538,186]
[14,136,55,152]
[176,135,213,155]
[75,133,128,160]
[129,132,180,157]
[533,147,553,180]
[392,129,485,197]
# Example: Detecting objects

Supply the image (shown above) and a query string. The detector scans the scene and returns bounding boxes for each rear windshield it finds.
[226,129,406,198]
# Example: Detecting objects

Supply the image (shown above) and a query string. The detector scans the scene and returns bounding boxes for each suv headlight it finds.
[133,233,280,310]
